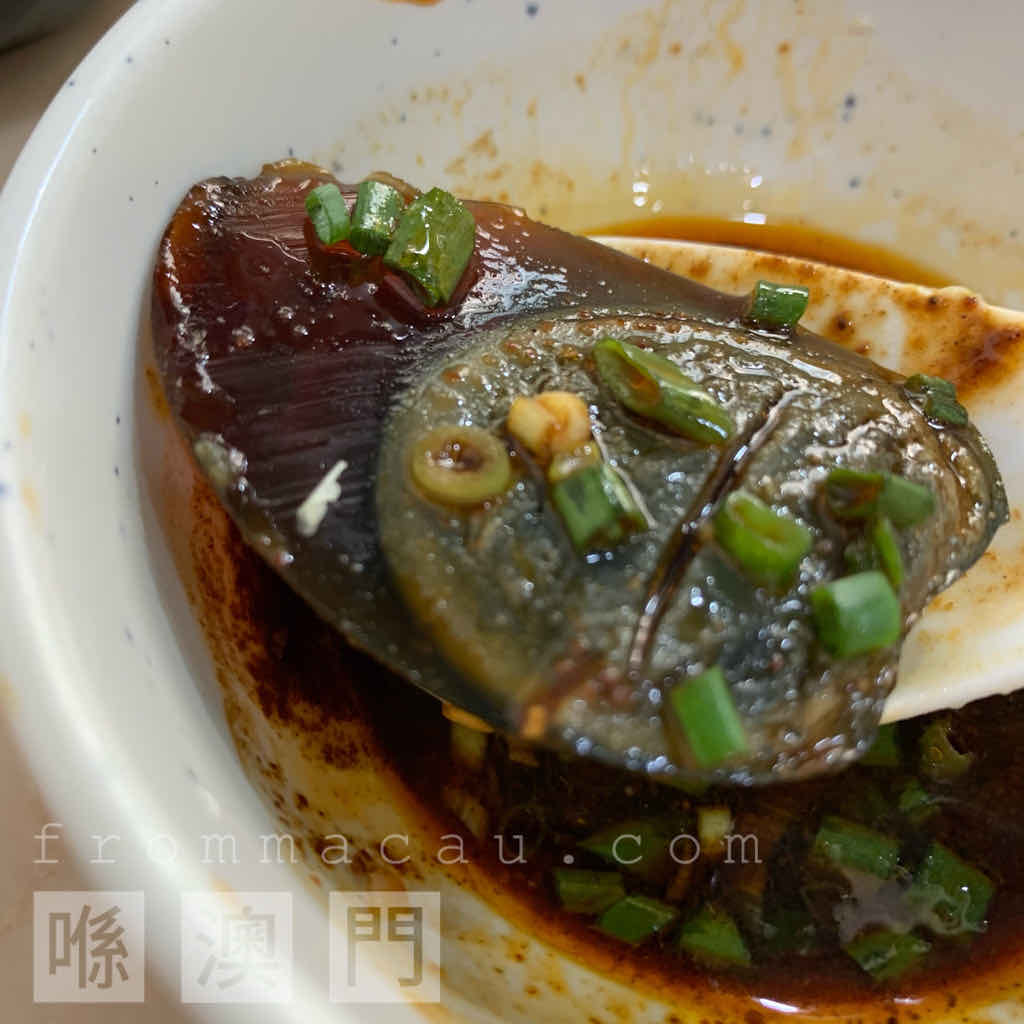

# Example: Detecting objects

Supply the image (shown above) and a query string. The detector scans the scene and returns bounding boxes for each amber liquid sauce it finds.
[595,215,953,289]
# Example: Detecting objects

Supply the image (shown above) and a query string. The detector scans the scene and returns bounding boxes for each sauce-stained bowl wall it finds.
[1,1,1023,1021]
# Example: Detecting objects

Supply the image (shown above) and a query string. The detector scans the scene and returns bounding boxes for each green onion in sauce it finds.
[349,179,406,256]
[550,460,647,553]
[810,570,901,658]
[304,182,351,245]
[713,490,812,589]
[593,337,734,444]
[668,665,749,769]
[744,280,810,329]
[384,187,476,306]
[678,904,752,967]
[596,895,679,945]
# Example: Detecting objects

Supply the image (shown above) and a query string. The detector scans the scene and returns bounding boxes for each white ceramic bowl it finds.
[3,1,1024,1020]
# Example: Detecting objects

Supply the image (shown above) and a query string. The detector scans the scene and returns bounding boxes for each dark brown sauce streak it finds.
[628,388,800,672]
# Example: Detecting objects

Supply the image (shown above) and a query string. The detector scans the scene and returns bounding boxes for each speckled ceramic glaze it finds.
[2,1,1024,1021]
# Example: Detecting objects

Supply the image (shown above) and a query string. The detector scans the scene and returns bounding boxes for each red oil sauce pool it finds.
[594,215,952,289]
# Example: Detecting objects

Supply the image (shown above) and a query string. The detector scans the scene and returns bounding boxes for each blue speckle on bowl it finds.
[0,482,8,498]
[849,176,862,189]
[526,2,539,16]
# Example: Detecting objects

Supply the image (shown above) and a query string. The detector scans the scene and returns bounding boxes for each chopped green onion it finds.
[550,461,647,552]
[908,842,994,934]
[825,468,885,521]
[678,905,752,967]
[898,780,940,823]
[824,468,934,526]
[861,723,902,768]
[761,906,817,956]
[553,869,626,915]
[593,338,734,444]
[409,425,511,506]
[384,187,476,306]
[668,665,749,769]
[580,819,676,884]
[919,718,974,781]
[878,475,935,527]
[844,929,931,982]
[925,394,969,426]
[812,816,901,879]
[810,571,901,658]
[871,517,904,588]
[713,490,812,590]
[744,280,810,329]
[304,183,351,244]
[905,373,957,399]
[349,179,406,256]
[904,373,969,426]
[596,895,679,945]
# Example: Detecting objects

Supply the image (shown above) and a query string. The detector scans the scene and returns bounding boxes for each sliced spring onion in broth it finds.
[409,425,511,506]
[596,895,679,945]
[919,718,974,781]
[861,722,903,768]
[383,187,476,306]
[553,869,626,915]
[712,490,812,589]
[843,929,931,982]
[593,337,734,444]
[668,666,749,769]
[579,819,677,884]
[304,182,351,245]
[744,280,810,329]
[812,816,902,879]
[810,571,901,658]
[908,842,995,934]
[677,904,752,967]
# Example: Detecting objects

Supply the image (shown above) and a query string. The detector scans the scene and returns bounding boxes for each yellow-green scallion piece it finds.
[384,187,476,306]
[861,722,902,768]
[553,869,626,915]
[824,468,934,526]
[713,490,812,590]
[745,280,809,329]
[593,338,734,445]
[550,461,647,552]
[579,818,677,884]
[908,842,994,934]
[409,425,511,506]
[668,666,749,769]
[905,373,969,427]
[305,182,351,244]
[812,816,902,879]
[596,895,679,945]
[919,718,974,781]
[871,517,904,587]
[810,570,901,658]
[678,904,752,967]
[844,929,931,982]
[349,179,406,256]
